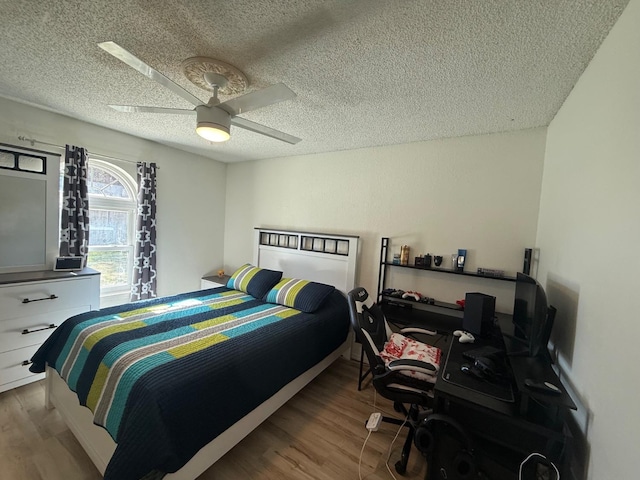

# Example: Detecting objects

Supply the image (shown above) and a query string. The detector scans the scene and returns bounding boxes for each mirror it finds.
[0,144,59,273]
[0,173,47,269]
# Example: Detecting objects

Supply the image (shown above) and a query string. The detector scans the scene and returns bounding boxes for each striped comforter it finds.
[30,286,349,480]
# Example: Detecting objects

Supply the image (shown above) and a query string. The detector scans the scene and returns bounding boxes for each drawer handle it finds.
[22,324,58,335]
[21,360,33,367]
[22,294,59,304]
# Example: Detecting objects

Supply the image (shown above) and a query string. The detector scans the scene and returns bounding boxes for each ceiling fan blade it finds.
[218,83,296,116]
[98,41,203,107]
[109,105,196,115]
[231,117,301,144]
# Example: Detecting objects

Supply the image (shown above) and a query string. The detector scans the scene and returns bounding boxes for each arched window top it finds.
[87,159,136,201]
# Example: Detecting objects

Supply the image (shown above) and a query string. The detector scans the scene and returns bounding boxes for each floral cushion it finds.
[379,332,441,383]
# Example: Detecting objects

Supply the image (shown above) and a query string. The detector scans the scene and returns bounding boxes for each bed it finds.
[30,228,359,480]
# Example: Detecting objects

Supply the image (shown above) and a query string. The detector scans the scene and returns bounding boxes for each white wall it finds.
[537,0,640,478]
[225,128,547,313]
[0,96,227,302]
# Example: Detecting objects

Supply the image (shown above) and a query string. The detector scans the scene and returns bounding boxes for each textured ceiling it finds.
[0,1,629,163]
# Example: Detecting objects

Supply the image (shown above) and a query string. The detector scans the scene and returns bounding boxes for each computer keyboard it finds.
[462,345,505,361]
[443,342,514,403]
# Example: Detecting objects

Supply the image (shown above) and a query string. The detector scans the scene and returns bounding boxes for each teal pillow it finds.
[226,264,282,299]
[266,278,335,313]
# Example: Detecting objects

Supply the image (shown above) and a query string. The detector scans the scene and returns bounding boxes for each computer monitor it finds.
[510,273,552,358]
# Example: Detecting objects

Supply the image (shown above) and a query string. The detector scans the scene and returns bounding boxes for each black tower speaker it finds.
[523,248,533,275]
[462,292,496,336]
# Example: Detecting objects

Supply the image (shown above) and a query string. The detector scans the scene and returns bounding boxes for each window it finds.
[60,159,137,297]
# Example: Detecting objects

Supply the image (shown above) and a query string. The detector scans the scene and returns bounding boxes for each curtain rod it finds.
[17,136,158,168]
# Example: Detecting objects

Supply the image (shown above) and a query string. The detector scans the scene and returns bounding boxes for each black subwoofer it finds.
[416,414,476,480]
[462,292,496,337]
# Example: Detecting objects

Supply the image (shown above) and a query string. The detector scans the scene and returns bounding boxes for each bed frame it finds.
[45,228,359,479]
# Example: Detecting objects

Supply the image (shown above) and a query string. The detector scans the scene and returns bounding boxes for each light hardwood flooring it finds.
[0,359,427,480]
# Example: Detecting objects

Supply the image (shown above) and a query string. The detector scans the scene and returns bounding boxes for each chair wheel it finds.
[394,460,406,475]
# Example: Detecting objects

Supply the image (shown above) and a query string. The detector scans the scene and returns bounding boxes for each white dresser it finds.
[0,268,100,393]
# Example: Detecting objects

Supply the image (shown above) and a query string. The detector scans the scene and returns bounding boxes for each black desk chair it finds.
[347,287,442,474]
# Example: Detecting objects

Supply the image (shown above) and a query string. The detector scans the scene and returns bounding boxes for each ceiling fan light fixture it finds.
[196,123,230,142]
[196,105,231,142]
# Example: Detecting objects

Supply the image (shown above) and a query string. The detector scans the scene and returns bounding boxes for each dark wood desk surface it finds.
[381,302,577,415]
[432,322,574,478]
[436,337,517,417]
[381,303,575,477]
[497,315,577,412]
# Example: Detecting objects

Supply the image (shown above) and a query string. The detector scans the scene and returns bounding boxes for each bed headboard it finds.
[253,228,359,295]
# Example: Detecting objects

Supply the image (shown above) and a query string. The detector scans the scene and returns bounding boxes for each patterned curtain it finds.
[59,145,90,261]
[131,162,157,301]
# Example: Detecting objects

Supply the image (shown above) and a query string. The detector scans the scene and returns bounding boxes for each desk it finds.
[376,304,575,479]
[434,338,574,477]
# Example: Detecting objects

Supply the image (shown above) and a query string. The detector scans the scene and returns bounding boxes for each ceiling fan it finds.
[98,41,301,144]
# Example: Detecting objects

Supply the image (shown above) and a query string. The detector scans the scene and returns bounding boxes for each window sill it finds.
[100,290,131,308]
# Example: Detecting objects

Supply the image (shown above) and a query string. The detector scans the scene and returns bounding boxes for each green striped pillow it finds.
[266,278,335,313]
[226,264,282,299]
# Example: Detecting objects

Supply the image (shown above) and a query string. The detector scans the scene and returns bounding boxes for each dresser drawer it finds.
[0,277,96,321]
[0,344,43,387]
[0,306,89,352]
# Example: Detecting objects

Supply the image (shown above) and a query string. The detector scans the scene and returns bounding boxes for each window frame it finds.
[60,158,137,297]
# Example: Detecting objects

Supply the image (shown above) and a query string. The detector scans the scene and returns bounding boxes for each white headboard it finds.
[253,228,359,295]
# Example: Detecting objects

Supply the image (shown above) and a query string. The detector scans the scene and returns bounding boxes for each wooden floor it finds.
[0,359,427,480]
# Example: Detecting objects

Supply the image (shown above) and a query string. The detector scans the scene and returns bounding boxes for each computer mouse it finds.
[460,363,486,380]
[474,356,497,377]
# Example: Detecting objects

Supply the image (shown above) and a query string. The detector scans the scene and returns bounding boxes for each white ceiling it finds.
[0,1,629,163]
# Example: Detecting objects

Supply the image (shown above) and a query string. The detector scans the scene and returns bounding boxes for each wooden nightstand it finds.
[201,275,230,289]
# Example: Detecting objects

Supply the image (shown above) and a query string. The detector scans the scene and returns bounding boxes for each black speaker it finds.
[523,248,532,275]
[415,414,476,480]
[462,292,496,337]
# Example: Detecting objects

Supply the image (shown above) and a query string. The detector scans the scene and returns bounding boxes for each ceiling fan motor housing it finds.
[196,105,231,141]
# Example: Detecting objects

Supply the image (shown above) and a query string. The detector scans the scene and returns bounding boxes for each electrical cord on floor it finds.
[385,414,409,480]
[358,429,373,480]
[358,390,412,480]
[358,389,378,479]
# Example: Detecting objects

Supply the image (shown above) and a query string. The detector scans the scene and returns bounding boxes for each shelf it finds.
[382,294,462,312]
[381,262,516,282]
[376,237,517,327]
[381,299,463,332]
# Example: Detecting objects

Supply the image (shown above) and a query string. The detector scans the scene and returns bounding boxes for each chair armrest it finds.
[388,358,437,376]
[400,326,437,336]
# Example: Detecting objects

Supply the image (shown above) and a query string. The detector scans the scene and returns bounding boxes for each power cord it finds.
[358,430,373,480]
[384,414,409,480]
[358,391,412,480]
[518,452,560,480]
[358,390,378,479]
